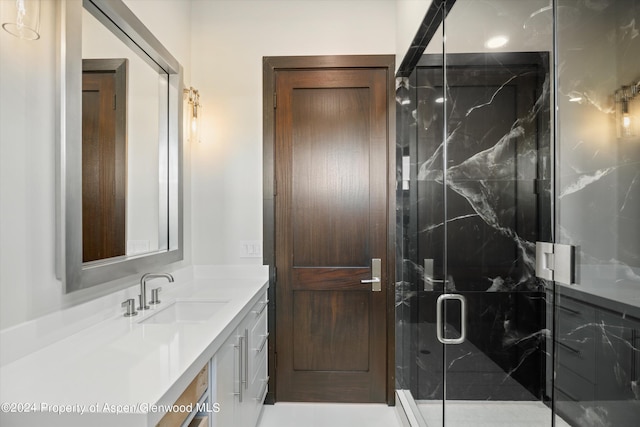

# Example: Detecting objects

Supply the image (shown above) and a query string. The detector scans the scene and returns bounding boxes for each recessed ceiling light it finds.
[485,35,509,49]
[569,96,582,102]
[435,97,445,104]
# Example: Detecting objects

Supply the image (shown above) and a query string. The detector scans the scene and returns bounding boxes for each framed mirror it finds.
[57,0,184,293]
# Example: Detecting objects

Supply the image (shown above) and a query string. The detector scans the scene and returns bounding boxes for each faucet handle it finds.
[121,299,138,317]
[150,287,162,305]
[137,294,150,311]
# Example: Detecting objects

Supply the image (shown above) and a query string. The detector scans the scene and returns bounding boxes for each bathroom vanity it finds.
[0,267,269,427]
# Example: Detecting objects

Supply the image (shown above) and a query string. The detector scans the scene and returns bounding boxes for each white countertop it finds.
[0,266,269,427]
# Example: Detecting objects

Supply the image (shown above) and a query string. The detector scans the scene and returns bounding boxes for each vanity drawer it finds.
[556,361,595,402]
[250,304,268,356]
[253,352,268,405]
[556,296,597,381]
[248,294,268,369]
[556,296,596,334]
[555,336,595,383]
[157,364,208,427]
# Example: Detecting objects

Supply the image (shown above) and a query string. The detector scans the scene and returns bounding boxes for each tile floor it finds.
[257,403,402,427]
[418,400,571,427]
[258,401,568,427]
[256,400,572,427]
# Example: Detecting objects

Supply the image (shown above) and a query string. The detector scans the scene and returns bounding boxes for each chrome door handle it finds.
[360,258,382,291]
[436,293,467,345]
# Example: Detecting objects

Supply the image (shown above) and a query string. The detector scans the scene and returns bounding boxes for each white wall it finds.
[189,0,397,266]
[424,0,552,54]
[0,0,192,330]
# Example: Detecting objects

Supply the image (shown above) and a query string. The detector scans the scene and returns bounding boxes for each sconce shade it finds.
[184,87,202,143]
[2,0,41,40]
[615,82,639,139]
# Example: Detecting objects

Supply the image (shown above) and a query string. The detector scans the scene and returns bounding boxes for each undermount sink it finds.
[140,300,229,324]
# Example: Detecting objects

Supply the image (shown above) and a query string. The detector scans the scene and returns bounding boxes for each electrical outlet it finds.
[240,240,262,258]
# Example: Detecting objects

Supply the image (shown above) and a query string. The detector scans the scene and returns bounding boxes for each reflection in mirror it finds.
[81,8,165,262]
[58,0,183,293]
[82,57,128,262]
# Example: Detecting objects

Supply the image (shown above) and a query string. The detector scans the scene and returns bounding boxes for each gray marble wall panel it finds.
[397,52,552,403]
[556,0,640,299]
[555,1,640,425]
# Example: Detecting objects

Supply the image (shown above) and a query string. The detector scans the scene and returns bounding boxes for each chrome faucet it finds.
[138,273,174,310]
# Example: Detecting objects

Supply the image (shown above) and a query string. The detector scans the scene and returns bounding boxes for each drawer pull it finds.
[253,300,269,316]
[257,333,269,354]
[256,377,270,403]
[244,329,249,390]
[233,337,244,402]
[557,341,580,355]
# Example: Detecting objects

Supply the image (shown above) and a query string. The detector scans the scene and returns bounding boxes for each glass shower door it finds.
[410,52,555,427]
[397,1,556,425]
[395,5,445,424]
[438,53,554,425]
[439,1,555,425]
[398,1,640,425]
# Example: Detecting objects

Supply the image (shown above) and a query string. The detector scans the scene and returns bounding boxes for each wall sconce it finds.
[184,87,201,143]
[1,0,41,40]
[615,81,639,138]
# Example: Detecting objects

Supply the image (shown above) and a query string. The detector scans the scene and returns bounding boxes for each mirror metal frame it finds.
[56,0,184,293]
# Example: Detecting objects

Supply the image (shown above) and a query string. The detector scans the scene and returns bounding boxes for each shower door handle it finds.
[436,293,467,345]
[361,258,382,291]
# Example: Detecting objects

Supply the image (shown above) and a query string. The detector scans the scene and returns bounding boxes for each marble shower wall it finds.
[554,1,640,425]
[556,0,640,306]
[396,51,553,402]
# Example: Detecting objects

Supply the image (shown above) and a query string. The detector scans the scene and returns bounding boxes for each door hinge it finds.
[113,94,116,110]
[535,242,575,285]
[273,92,277,109]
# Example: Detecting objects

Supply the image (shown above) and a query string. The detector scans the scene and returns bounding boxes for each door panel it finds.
[275,67,389,402]
[291,87,370,267]
[82,70,126,263]
[292,291,370,371]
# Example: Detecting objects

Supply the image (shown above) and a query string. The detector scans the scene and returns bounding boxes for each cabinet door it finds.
[238,297,269,427]
[237,322,257,427]
[212,335,239,427]
[212,292,269,427]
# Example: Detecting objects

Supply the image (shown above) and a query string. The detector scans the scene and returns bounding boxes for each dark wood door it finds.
[274,67,389,402]
[82,59,127,263]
